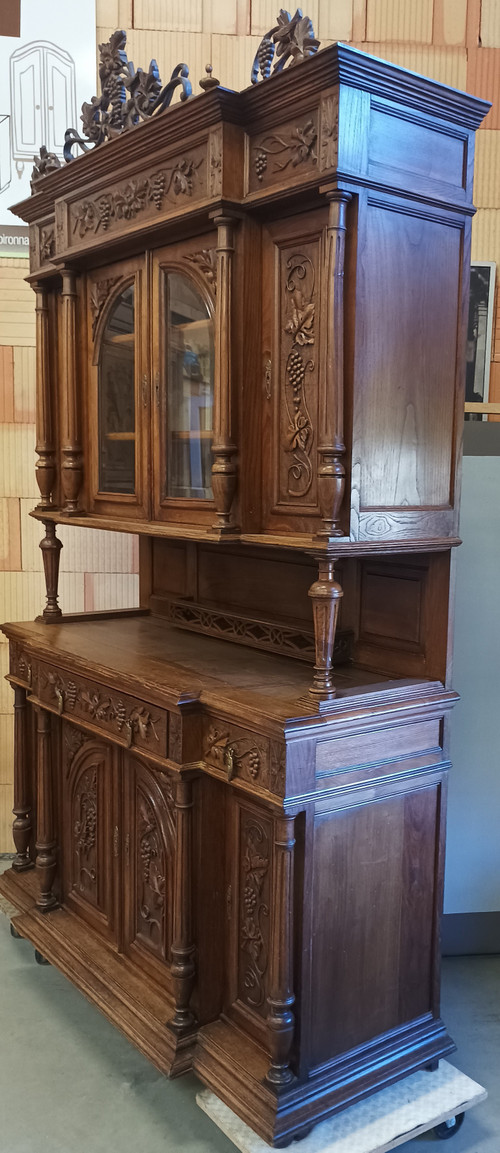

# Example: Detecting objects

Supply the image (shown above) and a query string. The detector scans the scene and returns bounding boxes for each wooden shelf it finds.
[104,332,135,344]
[105,431,136,441]
[170,429,213,440]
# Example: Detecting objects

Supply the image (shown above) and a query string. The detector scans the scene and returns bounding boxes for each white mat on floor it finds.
[197,1060,487,1153]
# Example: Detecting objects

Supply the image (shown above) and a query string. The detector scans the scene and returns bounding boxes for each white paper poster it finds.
[0,0,96,249]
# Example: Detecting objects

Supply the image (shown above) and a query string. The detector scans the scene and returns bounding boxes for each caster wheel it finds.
[434,1113,465,1139]
[34,949,50,966]
[10,923,22,939]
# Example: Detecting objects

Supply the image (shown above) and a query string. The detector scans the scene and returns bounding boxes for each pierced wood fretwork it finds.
[239,815,271,1015]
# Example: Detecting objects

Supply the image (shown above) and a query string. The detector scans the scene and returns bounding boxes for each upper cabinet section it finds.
[18,29,490,552]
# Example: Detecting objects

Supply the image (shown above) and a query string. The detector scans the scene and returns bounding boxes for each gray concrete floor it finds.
[0,868,498,1152]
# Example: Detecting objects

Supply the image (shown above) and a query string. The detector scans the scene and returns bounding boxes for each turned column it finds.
[60,268,83,514]
[316,190,352,540]
[34,284,56,509]
[35,707,59,912]
[39,520,62,620]
[12,686,34,872]
[211,214,238,533]
[266,815,296,1088]
[169,776,196,1034]
[308,555,343,700]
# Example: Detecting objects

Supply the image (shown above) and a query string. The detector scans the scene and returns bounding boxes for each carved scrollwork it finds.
[90,276,121,339]
[253,118,317,183]
[240,818,270,1011]
[204,725,261,782]
[185,249,217,296]
[284,253,315,496]
[62,31,192,164]
[251,8,320,84]
[72,159,202,238]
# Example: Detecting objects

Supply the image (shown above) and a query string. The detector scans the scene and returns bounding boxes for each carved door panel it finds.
[61,723,118,943]
[225,794,273,1048]
[86,255,150,519]
[122,755,176,986]
[151,235,216,527]
[261,208,326,535]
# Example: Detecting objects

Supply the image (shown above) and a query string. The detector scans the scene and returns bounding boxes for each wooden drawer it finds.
[37,661,168,757]
[202,716,284,795]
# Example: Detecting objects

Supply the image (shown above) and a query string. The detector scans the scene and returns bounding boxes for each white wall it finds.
[445,453,500,913]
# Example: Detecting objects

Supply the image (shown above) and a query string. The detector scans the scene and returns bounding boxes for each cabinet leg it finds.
[39,521,62,621]
[266,816,296,1090]
[169,777,196,1035]
[308,556,343,702]
[12,685,34,872]
[35,708,59,913]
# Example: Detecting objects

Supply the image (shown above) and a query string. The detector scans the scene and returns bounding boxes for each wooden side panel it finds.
[351,196,464,539]
[309,784,440,1070]
[123,756,176,978]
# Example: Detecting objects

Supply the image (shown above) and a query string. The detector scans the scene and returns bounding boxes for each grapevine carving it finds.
[251,9,320,84]
[204,725,261,782]
[73,766,97,899]
[137,792,166,950]
[39,226,55,264]
[90,276,121,338]
[320,94,338,171]
[62,31,191,164]
[240,819,270,1011]
[72,159,202,238]
[253,118,317,182]
[284,252,315,496]
[39,668,161,748]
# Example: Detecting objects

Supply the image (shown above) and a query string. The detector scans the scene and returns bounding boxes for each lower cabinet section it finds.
[1,686,456,1147]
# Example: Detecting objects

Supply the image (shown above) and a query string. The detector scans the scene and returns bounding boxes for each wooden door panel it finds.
[123,756,176,984]
[308,784,441,1071]
[61,724,116,941]
[225,795,273,1046]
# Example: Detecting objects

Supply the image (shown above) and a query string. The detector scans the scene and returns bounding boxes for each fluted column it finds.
[34,284,57,509]
[12,686,34,872]
[60,268,83,514]
[211,214,238,533]
[308,555,343,700]
[35,707,59,912]
[39,520,62,620]
[169,777,196,1034]
[316,191,352,540]
[266,815,296,1089]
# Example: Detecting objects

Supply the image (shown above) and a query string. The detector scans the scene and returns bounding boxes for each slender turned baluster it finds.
[316,191,352,540]
[40,520,62,620]
[61,268,83,514]
[169,777,196,1034]
[34,284,56,509]
[266,815,296,1088]
[12,685,34,872]
[308,555,343,700]
[211,214,238,533]
[35,707,59,912]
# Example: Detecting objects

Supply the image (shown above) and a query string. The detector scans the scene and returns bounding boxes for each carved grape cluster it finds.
[244,885,257,914]
[257,37,275,80]
[247,750,260,779]
[254,149,268,181]
[288,348,305,407]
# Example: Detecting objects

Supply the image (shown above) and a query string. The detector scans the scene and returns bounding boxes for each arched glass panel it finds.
[165,273,214,500]
[98,284,135,494]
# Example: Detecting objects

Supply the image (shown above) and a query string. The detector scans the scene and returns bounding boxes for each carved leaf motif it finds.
[283,252,316,497]
[251,8,320,84]
[90,276,121,339]
[137,793,166,949]
[185,249,217,295]
[39,227,55,264]
[72,160,202,237]
[320,95,338,171]
[253,119,317,182]
[240,820,270,1010]
[73,767,98,899]
[285,292,314,345]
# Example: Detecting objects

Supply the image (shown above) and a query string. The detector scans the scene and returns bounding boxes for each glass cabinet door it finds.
[152,245,216,525]
[88,258,149,518]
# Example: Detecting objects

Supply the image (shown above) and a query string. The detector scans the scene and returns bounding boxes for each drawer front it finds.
[203,716,283,794]
[315,718,442,789]
[37,661,168,757]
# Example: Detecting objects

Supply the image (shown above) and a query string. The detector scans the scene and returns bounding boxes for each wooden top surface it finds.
[2,613,450,731]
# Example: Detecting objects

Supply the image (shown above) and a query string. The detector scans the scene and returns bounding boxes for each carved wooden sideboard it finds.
[0,20,489,1148]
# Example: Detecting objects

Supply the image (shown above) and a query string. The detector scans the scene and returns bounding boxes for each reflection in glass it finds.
[98,285,135,493]
[165,273,214,499]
